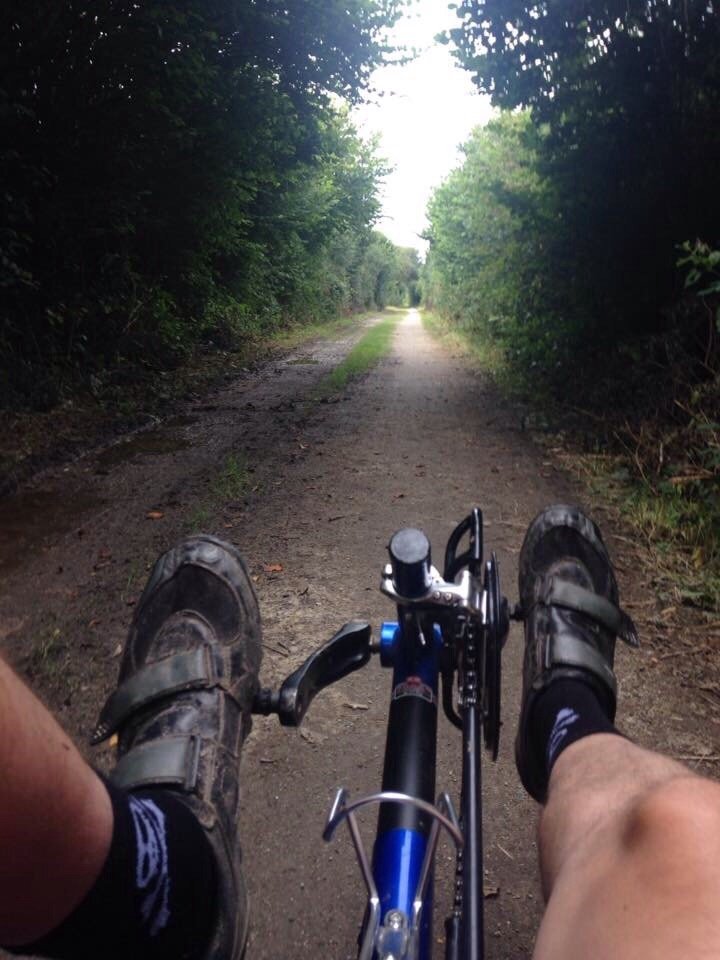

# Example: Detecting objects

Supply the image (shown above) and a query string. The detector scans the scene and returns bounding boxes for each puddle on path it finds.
[166,414,198,427]
[95,428,191,469]
[0,488,104,577]
[285,356,319,365]
[0,418,196,578]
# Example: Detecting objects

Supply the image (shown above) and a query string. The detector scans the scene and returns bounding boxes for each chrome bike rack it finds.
[323,789,463,960]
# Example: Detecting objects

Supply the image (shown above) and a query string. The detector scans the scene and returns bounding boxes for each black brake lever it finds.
[252,620,372,727]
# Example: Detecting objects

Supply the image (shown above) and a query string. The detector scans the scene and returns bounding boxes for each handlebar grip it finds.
[388,528,431,599]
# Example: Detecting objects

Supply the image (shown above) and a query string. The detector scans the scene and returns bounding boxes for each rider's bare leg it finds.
[514,506,720,959]
[534,733,720,959]
[0,655,112,943]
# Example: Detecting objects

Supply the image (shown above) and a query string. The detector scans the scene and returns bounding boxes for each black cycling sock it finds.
[10,782,217,960]
[531,678,620,785]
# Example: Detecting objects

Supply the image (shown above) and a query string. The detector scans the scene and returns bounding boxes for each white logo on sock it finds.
[547,707,580,766]
[129,796,171,936]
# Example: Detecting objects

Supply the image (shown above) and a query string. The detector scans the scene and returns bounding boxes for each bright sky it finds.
[353,0,494,254]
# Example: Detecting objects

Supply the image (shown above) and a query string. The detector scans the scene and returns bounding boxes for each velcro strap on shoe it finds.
[546,627,618,700]
[109,735,202,792]
[91,646,220,744]
[544,577,639,648]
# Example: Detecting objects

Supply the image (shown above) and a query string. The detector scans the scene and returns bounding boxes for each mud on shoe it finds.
[515,505,638,803]
[92,536,262,960]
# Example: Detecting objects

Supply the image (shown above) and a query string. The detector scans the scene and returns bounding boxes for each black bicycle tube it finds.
[377,619,438,834]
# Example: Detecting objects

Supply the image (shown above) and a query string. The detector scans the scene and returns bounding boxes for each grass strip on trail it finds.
[312,311,400,398]
[0,308,386,497]
[181,312,401,533]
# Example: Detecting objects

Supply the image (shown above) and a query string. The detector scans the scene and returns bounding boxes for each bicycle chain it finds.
[449,616,482,928]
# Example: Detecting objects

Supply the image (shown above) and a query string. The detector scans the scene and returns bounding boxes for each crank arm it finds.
[252,620,372,726]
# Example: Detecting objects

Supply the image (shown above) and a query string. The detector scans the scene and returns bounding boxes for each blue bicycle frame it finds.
[372,615,442,959]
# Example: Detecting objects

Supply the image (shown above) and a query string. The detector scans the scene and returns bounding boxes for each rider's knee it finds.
[623,775,720,867]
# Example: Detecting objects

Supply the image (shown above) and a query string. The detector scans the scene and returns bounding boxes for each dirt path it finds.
[1,309,718,958]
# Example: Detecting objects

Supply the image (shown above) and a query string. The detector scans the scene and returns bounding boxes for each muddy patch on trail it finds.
[95,427,192,470]
[0,486,106,577]
[284,356,320,366]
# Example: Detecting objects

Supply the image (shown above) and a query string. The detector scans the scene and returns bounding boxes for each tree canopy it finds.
[1,0,412,407]
[436,0,720,365]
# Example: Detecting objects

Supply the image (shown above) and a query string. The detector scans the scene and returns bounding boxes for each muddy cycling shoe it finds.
[515,505,638,802]
[92,536,262,960]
